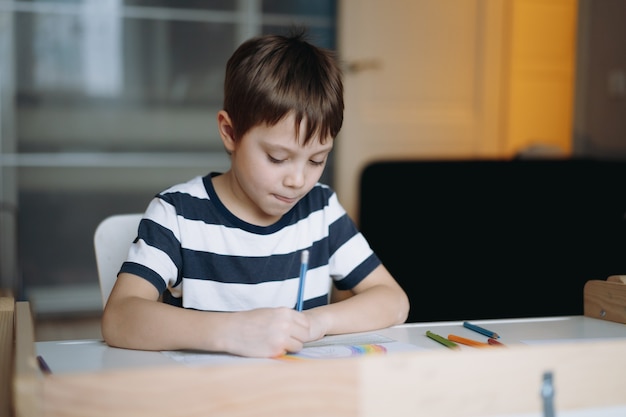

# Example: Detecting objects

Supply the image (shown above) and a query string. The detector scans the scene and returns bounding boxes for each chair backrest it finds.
[93,213,143,309]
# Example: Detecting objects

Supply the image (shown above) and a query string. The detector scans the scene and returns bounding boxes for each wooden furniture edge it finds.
[39,337,626,417]
[1,297,15,417]
[361,338,626,417]
[13,301,42,417]
[584,275,626,324]
[43,357,360,417]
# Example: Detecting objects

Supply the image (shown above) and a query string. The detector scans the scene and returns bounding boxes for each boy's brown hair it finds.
[223,29,343,145]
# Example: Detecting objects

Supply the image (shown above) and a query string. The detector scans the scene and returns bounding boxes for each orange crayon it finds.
[447,334,490,348]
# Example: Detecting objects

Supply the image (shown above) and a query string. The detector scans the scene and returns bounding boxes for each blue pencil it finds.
[296,250,309,311]
[463,321,500,339]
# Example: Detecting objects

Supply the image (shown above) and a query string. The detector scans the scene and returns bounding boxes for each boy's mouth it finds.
[273,194,298,204]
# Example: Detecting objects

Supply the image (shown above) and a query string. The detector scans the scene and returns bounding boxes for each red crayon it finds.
[487,338,506,347]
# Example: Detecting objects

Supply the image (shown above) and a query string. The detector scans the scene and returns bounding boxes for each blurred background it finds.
[0,0,338,324]
[0,0,624,337]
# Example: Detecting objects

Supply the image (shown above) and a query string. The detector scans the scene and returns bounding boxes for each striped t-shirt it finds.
[119,173,381,311]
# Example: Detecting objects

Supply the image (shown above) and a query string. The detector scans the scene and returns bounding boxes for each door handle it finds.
[343,58,382,74]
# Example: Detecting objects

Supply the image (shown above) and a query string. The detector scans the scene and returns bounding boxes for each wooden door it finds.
[335,0,577,223]
[335,0,507,222]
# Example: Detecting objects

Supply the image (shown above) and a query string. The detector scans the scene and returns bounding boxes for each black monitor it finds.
[358,158,626,322]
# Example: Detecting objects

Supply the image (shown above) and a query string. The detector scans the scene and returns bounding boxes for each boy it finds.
[102,30,410,358]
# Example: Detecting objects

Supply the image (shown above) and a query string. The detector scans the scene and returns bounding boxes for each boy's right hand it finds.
[221,307,311,358]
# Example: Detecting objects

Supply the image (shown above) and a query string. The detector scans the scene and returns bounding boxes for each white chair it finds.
[93,213,143,309]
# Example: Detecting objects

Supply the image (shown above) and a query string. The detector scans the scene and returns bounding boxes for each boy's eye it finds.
[267,154,325,166]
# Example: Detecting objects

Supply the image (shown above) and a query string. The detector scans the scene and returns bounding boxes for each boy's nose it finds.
[285,166,306,188]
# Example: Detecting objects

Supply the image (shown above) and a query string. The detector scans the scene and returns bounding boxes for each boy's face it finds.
[229,113,333,224]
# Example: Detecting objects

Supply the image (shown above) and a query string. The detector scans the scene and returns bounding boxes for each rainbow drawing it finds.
[277,343,388,361]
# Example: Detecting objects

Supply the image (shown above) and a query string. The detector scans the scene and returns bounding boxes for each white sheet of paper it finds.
[162,333,423,366]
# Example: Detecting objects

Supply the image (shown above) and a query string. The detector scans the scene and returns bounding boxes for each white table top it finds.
[36,315,626,375]
[375,315,626,347]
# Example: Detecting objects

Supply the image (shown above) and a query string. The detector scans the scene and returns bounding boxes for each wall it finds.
[574,0,626,157]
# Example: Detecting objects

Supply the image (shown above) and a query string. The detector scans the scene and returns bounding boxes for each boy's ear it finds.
[217,110,236,153]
